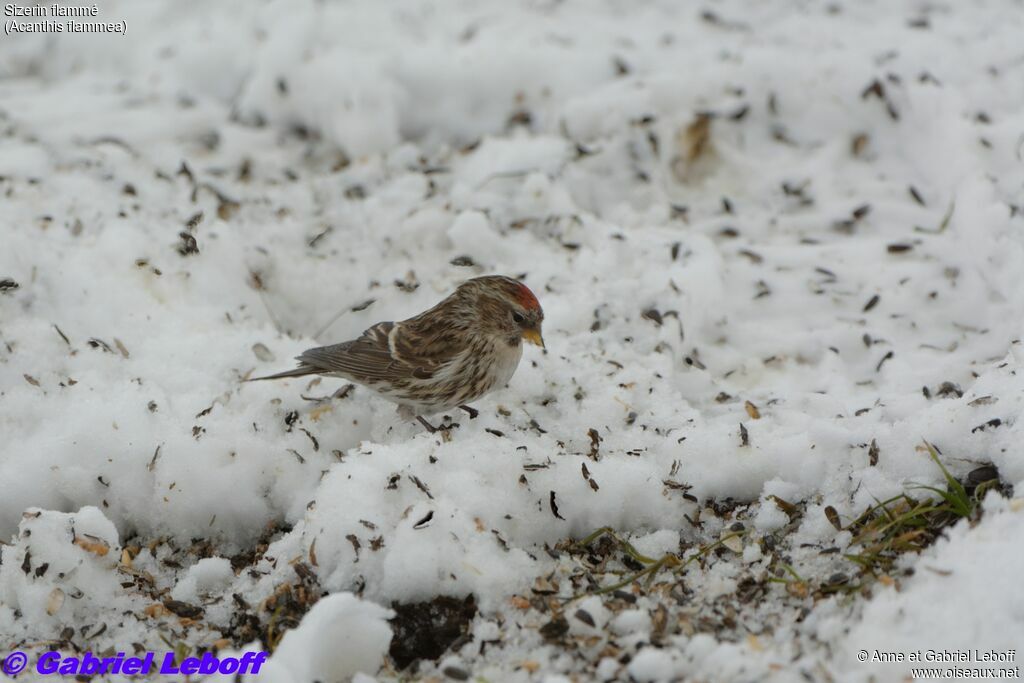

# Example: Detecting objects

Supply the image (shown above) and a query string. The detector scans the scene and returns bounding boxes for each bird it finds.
[250,275,545,432]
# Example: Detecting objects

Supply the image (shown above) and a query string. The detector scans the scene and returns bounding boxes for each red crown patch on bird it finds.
[514,282,540,310]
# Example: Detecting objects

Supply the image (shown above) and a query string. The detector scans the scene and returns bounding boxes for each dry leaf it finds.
[682,113,712,163]
[46,588,65,615]
[744,401,761,419]
[851,132,869,157]
[144,603,169,618]
[74,534,110,557]
[786,581,809,599]
[309,405,334,422]
[672,113,714,183]
[509,595,530,610]
[721,532,744,553]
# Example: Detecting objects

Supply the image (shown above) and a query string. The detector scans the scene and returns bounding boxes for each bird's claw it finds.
[459,405,479,419]
[416,415,460,436]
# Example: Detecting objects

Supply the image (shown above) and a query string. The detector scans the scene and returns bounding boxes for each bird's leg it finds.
[416,416,439,433]
[398,404,436,432]
[459,405,479,419]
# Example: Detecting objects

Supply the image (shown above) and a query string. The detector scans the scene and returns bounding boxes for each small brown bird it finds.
[251,275,545,431]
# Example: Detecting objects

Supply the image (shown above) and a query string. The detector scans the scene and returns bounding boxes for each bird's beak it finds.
[522,327,545,348]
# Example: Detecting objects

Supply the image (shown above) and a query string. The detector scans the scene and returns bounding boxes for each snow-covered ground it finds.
[2,1,1024,681]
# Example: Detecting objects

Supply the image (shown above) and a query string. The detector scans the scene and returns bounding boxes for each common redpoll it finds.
[251,275,545,431]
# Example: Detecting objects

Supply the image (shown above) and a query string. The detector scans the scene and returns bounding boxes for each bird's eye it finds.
[511,311,525,324]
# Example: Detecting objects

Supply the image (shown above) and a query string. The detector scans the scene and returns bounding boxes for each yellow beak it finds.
[522,327,545,348]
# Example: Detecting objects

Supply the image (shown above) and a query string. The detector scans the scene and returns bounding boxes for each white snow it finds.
[254,592,393,683]
[0,507,125,630]
[169,557,235,604]
[2,0,1024,681]
[628,646,679,683]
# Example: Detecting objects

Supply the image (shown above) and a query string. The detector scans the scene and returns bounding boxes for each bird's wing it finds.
[296,321,457,383]
[297,321,400,382]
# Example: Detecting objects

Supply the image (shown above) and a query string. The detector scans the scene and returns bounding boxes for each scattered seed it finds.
[851,133,869,156]
[549,491,565,520]
[252,343,275,362]
[573,609,595,627]
[539,616,569,642]
[88,338,113,353]
[409,475,433,499]
[876,350,894,372]
[53,324,71,345]
[351,299,375,312]
[769,495,797,516]
[971,418,1002,433]
[300,428,319,451]
[307,226,333,248]
[967,465,999,486]
[163,599,203,619]
[587,428,601,459]
[824,506,842,531]
[176,232,199,256]
[728,104,749,121]
[442,666,470,681]
[738,249,763,263]
[413,510,434,529]
[642,309,663,326]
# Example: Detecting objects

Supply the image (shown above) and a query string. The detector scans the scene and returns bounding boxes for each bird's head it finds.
[458,275,545,349]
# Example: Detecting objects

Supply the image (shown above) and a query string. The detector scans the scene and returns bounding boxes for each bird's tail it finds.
[246,365,317,382]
